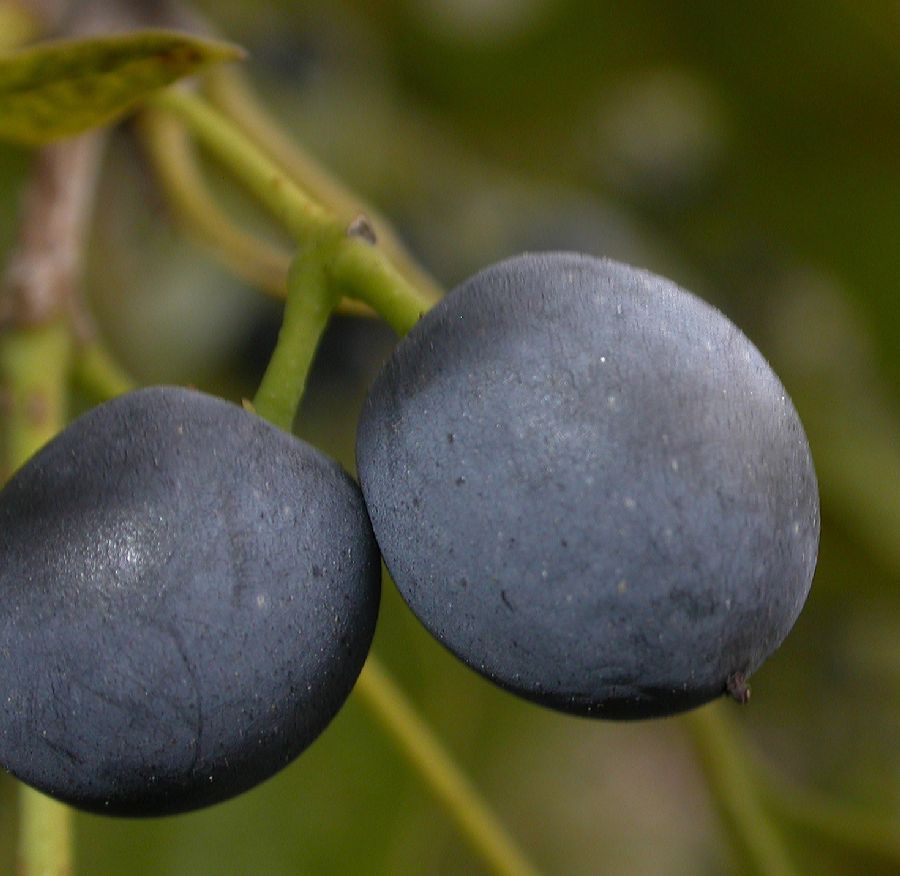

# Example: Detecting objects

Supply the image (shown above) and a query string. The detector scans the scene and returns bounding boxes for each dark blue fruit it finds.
[0,386,380,815]
[357,252,819,719]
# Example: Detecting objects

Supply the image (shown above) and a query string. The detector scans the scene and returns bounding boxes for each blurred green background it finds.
[1,1,898,873]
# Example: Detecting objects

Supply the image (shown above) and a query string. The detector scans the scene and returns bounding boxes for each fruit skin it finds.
[0,386,380,815]
[357,252,819,719]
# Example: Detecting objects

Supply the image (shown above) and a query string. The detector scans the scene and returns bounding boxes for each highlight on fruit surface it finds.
[357,251,820,719]
[0,387,380,815]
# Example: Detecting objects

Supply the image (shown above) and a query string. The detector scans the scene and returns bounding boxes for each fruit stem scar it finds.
[727,673,751,704]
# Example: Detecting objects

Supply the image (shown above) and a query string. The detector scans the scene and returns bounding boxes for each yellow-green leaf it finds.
[0,2,42,52]
[0,29,245,145]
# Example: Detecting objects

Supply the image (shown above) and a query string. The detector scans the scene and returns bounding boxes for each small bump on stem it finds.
[347,214,377,245]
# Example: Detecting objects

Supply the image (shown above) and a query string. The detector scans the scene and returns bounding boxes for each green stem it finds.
[147,88,331,242]
[355,656,540,876]
[17,789,73,876]
[139,107,292,299]
[252,243,338,430]
[0,321,73,876]
[0,323,71,477]
[684,705,797,876]
[144,88,433,329]
[136,107,375,321]
[204,65,444,306]
[331,237,425,336]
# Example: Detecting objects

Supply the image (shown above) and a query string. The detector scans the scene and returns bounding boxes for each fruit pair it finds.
[0,252,819,815]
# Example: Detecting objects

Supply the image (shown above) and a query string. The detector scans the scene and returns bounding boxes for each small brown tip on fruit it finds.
[726,673,751,704]
[347,214,377,245]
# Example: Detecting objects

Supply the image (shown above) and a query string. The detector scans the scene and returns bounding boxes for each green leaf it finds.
[0,2,41,52]
[0,29,246,145]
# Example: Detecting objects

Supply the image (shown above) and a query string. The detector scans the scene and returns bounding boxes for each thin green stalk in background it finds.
[0,321,73,876]
[355,657,540,876]
[685,705,798,876]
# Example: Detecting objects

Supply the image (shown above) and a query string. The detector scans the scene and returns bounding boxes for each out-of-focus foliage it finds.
[0,1,897,874]
[0,31,243,144]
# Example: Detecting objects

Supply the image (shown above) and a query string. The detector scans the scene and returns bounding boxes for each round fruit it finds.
[0,386,380,815]
[357,252,819,719]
